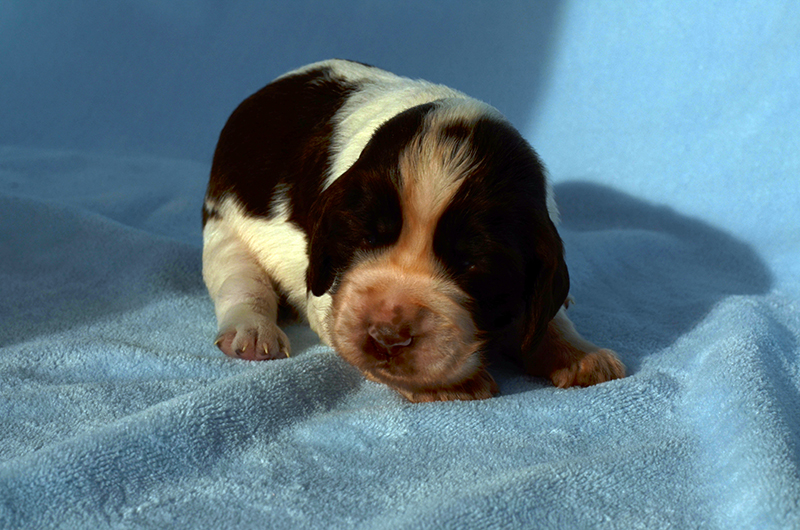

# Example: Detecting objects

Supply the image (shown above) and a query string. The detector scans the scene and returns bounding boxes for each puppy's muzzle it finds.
[368,323,412,353]
[365,303,432,356]
[331,263,481,385]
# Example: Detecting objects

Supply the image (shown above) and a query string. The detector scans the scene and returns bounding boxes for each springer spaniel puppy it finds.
[202,59,625,402]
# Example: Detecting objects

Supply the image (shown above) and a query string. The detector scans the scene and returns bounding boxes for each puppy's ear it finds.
[306,170,367,296]
[521,221,570,352]
[307,216,336,297]
[306,189,344,297]
[306,164,403,297]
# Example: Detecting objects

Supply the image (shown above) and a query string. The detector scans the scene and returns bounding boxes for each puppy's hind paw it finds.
[549,349,626,389]
[215,322,291,361]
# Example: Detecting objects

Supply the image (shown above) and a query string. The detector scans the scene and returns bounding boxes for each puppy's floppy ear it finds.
[307,168,375,297]
[307,186,346,297]
[521,219,570,352]
[306,162,403,297]
[307,212,336,297]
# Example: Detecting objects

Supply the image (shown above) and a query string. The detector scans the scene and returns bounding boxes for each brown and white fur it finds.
[202,59,625,402]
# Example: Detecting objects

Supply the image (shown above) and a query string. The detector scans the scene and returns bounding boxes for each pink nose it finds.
[368,323,413,353]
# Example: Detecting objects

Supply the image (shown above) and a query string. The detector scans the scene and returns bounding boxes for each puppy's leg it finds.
[203,219,290,360]
[525,306,625,388]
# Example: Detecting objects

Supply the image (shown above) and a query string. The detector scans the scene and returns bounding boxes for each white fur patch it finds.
[204,196,309,310]
[318,61,470,188]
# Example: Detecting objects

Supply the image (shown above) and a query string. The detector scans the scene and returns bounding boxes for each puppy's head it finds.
[308,101,568,401]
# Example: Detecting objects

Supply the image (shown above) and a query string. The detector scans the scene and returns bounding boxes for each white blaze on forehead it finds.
[394,103,488,262]
[401,130,474,211]
[322,62,472,189]
[402,100,497,206]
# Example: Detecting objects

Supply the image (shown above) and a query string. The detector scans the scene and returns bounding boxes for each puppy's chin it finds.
[329,262,490,400]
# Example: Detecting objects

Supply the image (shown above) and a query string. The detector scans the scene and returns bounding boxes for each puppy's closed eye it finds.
[361,217,401,250]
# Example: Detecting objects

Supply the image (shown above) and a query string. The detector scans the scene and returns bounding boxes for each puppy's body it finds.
[203,59,624,401]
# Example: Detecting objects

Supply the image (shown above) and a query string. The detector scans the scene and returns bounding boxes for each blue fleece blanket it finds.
[1,2,799,529]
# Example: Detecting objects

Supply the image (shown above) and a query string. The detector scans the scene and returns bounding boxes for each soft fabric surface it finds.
[1,2,798,529]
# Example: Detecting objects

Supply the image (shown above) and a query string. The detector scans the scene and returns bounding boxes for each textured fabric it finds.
[1,2,799,529]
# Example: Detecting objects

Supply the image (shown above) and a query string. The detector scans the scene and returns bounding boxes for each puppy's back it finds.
[203,62,352,229]
[203,59,469,230]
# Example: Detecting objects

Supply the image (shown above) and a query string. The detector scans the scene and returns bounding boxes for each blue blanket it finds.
[2,2,798,529]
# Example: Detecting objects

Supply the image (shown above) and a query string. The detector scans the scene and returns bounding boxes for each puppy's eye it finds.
[361,219,400,249]
[460,259,477,274]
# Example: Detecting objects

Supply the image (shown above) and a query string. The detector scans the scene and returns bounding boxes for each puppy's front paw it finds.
[549,349,625,389]
[215,321,291,361]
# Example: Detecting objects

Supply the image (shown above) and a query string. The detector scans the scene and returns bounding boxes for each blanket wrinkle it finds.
[0,192,204,348]
[675,297,800,529]
[1,353,362,528]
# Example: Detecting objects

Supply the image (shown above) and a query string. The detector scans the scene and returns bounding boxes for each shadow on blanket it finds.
[544,181,772,377]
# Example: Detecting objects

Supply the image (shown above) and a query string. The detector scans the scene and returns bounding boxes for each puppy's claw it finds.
[214,323,292,361]
[253,344,269,361]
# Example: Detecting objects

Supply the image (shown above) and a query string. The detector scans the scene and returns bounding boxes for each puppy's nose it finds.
[368,322,413,354]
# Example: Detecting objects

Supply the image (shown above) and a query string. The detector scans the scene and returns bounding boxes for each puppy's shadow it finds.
[495,181,772,394]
